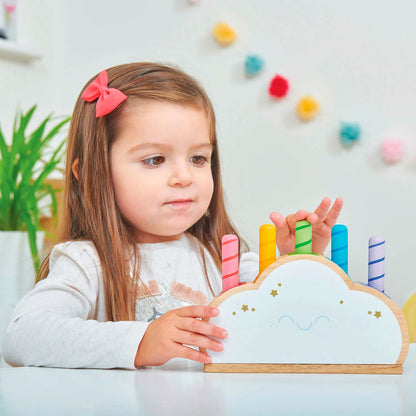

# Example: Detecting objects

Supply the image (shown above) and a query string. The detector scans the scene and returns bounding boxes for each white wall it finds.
[1,0,415,306]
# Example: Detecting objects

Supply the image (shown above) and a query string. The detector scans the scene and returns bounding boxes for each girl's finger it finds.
[175,344,213,364]
[176,317,228,340]
[271,212,292,250]
[314,197,331,220]
[286,213,300,230]
[269,212,288,231]
[289,211,318,228]
[323,197,343,228]
[176,305,220,319]
[174,329,224,352]
[305,212,318,224]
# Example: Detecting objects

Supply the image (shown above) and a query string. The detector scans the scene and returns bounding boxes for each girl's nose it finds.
[167,162,192,187]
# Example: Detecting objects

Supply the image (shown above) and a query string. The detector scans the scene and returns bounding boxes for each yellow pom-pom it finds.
[213,22,237,46]
[403,292,416,343]
[296,96,319,122]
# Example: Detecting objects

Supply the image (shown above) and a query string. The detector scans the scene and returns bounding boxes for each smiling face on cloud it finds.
[208,256,408,365]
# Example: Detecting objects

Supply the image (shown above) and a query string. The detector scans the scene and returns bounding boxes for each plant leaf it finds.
[0,106,70,271]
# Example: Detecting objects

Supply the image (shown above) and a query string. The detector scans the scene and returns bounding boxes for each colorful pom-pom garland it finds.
[268,74,289,99]
[200,14,414,168]
[213,22,237,46]
[296,96,319,122]
[245,55,265,76]
[340,122,361,146]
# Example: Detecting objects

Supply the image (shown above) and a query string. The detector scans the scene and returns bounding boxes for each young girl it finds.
[1,63,342,369]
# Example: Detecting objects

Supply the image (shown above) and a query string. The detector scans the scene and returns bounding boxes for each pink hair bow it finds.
[81,70,127,117]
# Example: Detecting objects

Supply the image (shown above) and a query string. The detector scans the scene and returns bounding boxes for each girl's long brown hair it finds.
[37,62,247,321]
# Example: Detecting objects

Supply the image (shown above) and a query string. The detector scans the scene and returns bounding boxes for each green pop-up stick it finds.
[295,220,312,254]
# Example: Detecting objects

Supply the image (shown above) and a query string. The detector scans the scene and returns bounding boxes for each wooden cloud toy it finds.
[204,221,409,374]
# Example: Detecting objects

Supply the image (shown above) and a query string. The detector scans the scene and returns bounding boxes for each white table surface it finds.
[0,344,415,416]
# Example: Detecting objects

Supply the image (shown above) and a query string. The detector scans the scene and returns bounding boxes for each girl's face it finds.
[110,101,214,243]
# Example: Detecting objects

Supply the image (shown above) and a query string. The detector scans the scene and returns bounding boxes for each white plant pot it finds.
[0,230,44,308]
[0,231,43,359]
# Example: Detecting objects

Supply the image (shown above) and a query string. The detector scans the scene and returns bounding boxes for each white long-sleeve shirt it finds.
[1,233,258,369]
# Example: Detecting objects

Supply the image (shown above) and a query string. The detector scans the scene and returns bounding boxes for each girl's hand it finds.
[269,197,343,256]
[134,306,227,367]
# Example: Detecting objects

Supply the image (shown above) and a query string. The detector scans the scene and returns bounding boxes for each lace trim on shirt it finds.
[135,279,208,305]
[136,280,161,299]
[170,282,208,305]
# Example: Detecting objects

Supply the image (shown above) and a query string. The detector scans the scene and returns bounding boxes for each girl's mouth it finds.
[165,199,193,208]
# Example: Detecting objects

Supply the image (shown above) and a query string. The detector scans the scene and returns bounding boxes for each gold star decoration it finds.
[241,305,249,312]
[270,290,278,297]
[374,311,382,319]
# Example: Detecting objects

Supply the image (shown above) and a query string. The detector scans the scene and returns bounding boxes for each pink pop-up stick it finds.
[222,235,239,292]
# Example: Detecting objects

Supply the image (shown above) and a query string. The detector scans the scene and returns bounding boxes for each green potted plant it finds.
[0,105,70,306]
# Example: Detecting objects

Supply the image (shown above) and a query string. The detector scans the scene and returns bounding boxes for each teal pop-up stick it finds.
[331,224,348,275]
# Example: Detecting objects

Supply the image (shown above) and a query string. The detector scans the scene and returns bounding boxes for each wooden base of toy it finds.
[204,363,403,374]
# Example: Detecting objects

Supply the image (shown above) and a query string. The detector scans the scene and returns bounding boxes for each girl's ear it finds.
[72,159,80,181]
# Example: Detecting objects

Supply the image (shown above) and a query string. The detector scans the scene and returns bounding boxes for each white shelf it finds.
[0,39,41,63]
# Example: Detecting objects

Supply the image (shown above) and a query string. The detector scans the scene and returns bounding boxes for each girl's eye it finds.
[142,156,165,167]
[190,155,209,165]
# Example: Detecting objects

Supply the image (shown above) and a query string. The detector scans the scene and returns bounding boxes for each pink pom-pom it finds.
[5,4,16,13]
[268,75,289,99]
[381,139,404,164]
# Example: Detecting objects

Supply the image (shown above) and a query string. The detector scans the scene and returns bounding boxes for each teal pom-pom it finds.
[245,55,264,76]
[340,122,361,146]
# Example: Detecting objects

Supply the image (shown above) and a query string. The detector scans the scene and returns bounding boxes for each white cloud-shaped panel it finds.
[209,256,407,365]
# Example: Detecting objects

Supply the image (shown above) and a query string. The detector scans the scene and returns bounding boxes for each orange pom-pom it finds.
[296,96,319,121]
[213,22,237,46]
